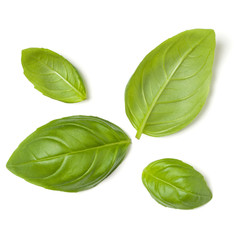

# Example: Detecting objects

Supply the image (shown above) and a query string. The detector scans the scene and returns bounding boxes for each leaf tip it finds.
[6,159,13,173]
[203,28,215,42]
[207,29,216,39]
[74,93,87,103]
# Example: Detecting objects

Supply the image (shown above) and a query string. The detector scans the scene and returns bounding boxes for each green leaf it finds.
[125,29,216,139]
[21,48,86,103]
[7,116,131,192]
[142,158,212,209]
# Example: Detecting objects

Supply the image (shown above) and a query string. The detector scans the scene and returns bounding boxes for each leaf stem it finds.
[135,130,142,139]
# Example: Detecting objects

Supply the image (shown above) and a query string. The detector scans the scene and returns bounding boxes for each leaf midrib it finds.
[30,56,85,99]
[145,170,210,198]
[10,140,130,166]
[136,33,211,138]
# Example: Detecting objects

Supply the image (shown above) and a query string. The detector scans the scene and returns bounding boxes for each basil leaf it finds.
[125,29,216,139]
[7,116,131,192]
[21,48,86,103]
[142,158,212,209]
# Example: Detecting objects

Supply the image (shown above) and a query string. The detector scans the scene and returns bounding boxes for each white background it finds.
[0,0,239,239]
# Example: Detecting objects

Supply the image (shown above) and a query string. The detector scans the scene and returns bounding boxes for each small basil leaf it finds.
[125,29,216,139]
[142,158,212,209]
[7,116,131,192]
[21,48,86,103]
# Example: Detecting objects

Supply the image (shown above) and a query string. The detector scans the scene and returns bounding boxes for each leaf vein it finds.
[145,171,210,198]
[9,140,130,167]
[136,32,211,138]
[30,56,83,98]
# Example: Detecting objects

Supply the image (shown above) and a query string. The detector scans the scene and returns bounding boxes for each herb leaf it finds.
[7,116,131,192]
[125,29,216,139]
[142,158,212,209]
[21,48,86,103]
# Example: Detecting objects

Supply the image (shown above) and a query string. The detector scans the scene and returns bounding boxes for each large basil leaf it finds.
[7,116,131,192]
[21,48,86,103]
[142,158,212,209]
[125,29,216,139]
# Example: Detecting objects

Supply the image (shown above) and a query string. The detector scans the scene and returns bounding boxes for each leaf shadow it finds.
[77,68,90,101]
[69,58,91,101]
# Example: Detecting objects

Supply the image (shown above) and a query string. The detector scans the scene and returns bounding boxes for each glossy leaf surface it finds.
[22,48,86,103]
[125,29,216,139]
[142,158,212,209]
[7,116,131,192]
